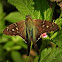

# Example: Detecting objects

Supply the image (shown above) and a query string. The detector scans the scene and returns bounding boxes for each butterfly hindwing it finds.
[3,20,27,42]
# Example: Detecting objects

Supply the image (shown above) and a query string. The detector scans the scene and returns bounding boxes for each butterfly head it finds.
[26,15,32,21]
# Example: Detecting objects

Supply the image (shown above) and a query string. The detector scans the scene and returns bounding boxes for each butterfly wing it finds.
[3,20,27,42]
[33,19,59,41]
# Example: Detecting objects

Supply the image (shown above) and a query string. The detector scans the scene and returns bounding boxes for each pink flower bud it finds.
[41,33,47,38]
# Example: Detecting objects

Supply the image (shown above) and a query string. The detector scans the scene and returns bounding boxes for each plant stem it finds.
[25,56,29,62]
[25,41,33,62]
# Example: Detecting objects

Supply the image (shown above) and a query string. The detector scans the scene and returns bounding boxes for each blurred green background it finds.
[0,0,62,62]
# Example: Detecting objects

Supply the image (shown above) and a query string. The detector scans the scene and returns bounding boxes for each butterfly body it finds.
[3,15,59,56]
[25,16,39,55]
[25,16,33,41]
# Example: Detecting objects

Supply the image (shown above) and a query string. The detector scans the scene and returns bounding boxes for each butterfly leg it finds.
[27,40,31,56]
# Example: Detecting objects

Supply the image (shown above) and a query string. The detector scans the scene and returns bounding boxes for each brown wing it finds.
[33,19,59,41]
[3,20,27,42]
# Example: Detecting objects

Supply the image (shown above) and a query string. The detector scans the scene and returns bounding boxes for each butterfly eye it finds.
[26,15,30,18]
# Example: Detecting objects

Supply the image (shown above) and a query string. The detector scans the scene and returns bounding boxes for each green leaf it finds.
[11,36,23,42]
[8,0,36,18]
[17,41,27,49]
[0,20,5,29]
[0,1,3,14]
[11,51,23,62]
[50,32,58,39]
[0,13,5,34]
[12,45,22,50]
[56,41,62,48]
[50,13,62,42]
[51,29,62,42]
[33,0,55,20]
[3,41,15,51]
[0,45,5,62]
[0,1,6,33]
[55,17,62,24]
[39,48,62,62]
[10,36,27,49]
[8,0,54,20]
[0,34,12,43]
[55,13,62,29]
[5,12,25,23]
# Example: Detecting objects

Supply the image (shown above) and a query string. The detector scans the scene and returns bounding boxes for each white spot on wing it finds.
[52,23,54,26]
[14,23,17,26]
[42,25,45,27]
[12,29,15,31]
[16,27,18,30]
[7,27,9,31]
[46,25,49,28]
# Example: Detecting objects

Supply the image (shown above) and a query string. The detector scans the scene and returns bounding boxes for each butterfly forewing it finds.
[33,19,59,41]
[3,20,27,42]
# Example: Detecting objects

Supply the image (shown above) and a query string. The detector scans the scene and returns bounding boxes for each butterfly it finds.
[3,15,59,56]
